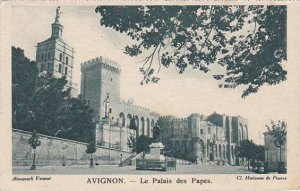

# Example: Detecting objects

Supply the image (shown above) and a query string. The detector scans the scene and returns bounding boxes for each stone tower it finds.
[80,57,121,121]
[35,7,77,96]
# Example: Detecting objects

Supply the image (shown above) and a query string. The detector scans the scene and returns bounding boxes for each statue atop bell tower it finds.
[55,6,62,23]
[51,6,63,38]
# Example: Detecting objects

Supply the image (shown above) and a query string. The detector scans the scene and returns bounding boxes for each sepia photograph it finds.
[11,5,288,175]
[1,1,299,191]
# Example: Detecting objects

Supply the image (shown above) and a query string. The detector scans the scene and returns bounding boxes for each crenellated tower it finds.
[81,56,121,120]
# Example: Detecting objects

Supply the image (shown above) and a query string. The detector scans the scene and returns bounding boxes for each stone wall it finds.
[12,129,132,167]
[231,116,248,143]
[96,123,136,151]
[118,100,159,137]
[158,113,243,164]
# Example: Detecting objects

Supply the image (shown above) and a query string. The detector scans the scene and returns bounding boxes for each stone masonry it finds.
[158,113,248,165]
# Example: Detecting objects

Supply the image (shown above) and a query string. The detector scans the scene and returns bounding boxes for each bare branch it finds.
[157,44,162,73]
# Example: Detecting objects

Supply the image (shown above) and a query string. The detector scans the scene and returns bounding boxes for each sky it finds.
[11,6,290,145]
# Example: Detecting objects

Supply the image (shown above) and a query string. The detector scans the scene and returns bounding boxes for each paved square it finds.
[13,163,255,175]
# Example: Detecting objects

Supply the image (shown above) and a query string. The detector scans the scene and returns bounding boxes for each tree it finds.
[127,134,152,158]
[86,142,97,168]
[28,130,41,170]
[266,120,287,173]
[55,95,95,142]
[136,135,152,155]
[252,145,265,171]
[12,47,38,130]
[127,134,137,153]
[29,72,71,136]
[236,139,256,171]
[96,6,287,97]
[12,46,95,143]
[254,145,265,162]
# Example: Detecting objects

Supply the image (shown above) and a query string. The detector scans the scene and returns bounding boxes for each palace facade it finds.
[159,113,248,164]
[34,7,249,163]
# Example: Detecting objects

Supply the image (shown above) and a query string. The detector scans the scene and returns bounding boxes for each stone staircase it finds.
[120,152,143,167]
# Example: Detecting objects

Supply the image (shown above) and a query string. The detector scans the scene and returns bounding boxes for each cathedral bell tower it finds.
[35,6,78,97]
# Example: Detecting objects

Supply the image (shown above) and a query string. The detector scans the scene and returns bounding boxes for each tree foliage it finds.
[266,120,287,148]
[237,139,257,170]
[86,141,97,154]
[12,46,95,143]
[96,6,287,97]
[237,140,265,171]
[55,95,95,142]
[30,72,71,135]
[127,134,136,153]
[12,47,38,129]
[28,130,41,170]
[136,135,152,154]
[266,120,287,173]
[28,130,41,149]
[254,145,265,162]
[127,134,152,154]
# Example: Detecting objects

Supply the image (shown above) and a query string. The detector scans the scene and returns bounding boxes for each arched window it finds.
[65,67,68,75]
[146,118,150,136]
[240,124,244,140]
[48,52,51,59]
[244,125,248,139]
[59,64,62,73]
[141,117,145,135]
[59,53,62,62]
[119,113,125,127]
[135,116,139,135]
[127,114,132,128]
[66,56,69,65]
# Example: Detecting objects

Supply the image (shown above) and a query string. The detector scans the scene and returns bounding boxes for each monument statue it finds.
[152,124,160,142]
[103,93,110,119]
[55,6,62,23]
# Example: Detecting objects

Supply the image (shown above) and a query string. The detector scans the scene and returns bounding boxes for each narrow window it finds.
[47,62,50,70]
[66,57,69,65]
[41,53,44,61]
[59,64,62,73]
[65,67,68,75]
[48,52,51,59]
[59,53,62,62]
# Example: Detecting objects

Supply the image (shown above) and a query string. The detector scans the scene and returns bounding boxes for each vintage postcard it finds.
[0,0,300,190]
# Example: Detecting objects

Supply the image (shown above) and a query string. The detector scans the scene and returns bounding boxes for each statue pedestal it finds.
[144,142,165,161]
[136,142,176,171]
